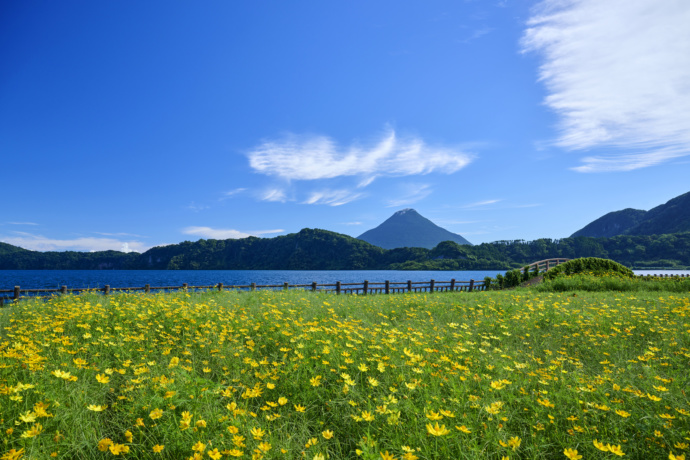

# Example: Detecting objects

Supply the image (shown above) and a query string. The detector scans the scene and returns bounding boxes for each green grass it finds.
[1,289,689,459]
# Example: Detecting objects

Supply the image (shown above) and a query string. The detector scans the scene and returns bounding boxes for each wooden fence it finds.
[521,258,570,274]
[0,278,485,305]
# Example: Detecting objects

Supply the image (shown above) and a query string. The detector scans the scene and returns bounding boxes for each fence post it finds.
[469,279,474,292]
[0,298,3,307]
[363,280,368,295]
[182,283,188,292]
[450,279,455,291]
[218,283,223,291]
[104,285,110,295]
[311,282,317,292]
[385,280,390,294]
[283,282,289,291]
[407,280,412,293]
[250,282,256,292]
[14,286,20,301]
[61,285,67,295]
[336,281,341,295]
[145,284,151,294]
[429,279,435,292]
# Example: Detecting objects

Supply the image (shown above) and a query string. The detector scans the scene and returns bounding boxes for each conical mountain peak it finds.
[357,209,471,249]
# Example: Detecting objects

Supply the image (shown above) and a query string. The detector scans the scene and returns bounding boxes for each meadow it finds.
[1,288,689,459]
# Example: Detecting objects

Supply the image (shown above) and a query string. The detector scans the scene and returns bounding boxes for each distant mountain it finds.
[571,191,690,238]
[357,208,472,249]
[571,208,648,238]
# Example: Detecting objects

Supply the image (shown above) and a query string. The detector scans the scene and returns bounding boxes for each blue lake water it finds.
[0,269,506,290]
[2,269,687,291]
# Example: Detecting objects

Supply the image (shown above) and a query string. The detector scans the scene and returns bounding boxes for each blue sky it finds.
[2,0,689,252]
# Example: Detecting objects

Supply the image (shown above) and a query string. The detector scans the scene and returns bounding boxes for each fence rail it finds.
[0,278,485,305]
[521,258,571,274]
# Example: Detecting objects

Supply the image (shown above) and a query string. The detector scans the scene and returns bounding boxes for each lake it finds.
[2,269,687,290]
[0,269,506,290]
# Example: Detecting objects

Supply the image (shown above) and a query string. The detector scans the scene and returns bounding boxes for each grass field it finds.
[1,288,689,459]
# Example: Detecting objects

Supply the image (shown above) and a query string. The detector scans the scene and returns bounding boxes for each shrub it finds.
[544,257,633,281]
[504,269,523,288]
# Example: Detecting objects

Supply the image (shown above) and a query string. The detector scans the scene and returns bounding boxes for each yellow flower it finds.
[96,374,110,384]
[20,423,43,438]
[124,430,133,442]
[149,408,164,420]
[18,411,37,423]
[224,449,243,457]
[564,448,582,460]
[615,410,631,418]
[98,439,114,452]
[425,410,443,420]
[257,442,272,452]
[607,444,625,456]
[266,382,275,389]
[1,449,25,460]
[278,397,288,405]
[456,425,472,434]
[313,454,326,460]
[426,422,450,436]
[250,427,266,440]
[195,420,207,428]
[192,441,207,452]
[593,440,609,452]
[87,404,107,412]
[322,430,334,439]
[670,453,686,460]
[227,425,239,434]
[380,452,395,460]
[294,404,306,412]
[361,411,375,422]
[207,448,222,459]
[109,444,130,455]
[152,445,164,453]
[310,376,322,387]
[168,357,180,368]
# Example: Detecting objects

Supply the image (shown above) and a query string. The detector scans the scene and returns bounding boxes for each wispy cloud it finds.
[221,188,247,199]
[247,129,473,181]
[259,189,288,203]
[385,183,433,207]
[182,227,283,240]
[94,232,146,238]
[461,199,502,209]
[522,0,690,172]
[340,221,363,226]
[186,202,210,212]
[5,222,39,226]
[303,189,365,207]
[460,26,493,44]
[1,232,148,253]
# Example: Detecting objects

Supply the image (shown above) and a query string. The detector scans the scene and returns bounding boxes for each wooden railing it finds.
[0,278,486,305]
[521,258,570,274]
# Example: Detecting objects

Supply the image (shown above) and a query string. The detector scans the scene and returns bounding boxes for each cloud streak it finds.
[1,233,148,253]
[247,130,473,181]
[303,189,365,207]
[522,0,690,172]
[182,227,283,240]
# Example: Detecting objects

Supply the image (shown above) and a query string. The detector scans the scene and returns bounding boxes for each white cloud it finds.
[1,233,148,253]
[6,222,39,226]
[461,199,502,208]
[247,130,473,181]
[222,188,247,199]
[303,189,365,207]
[259,188,288,202]
[522,0,690,171]
[182,227,284,240]
[340,221,363,226]
[385,184,433,207]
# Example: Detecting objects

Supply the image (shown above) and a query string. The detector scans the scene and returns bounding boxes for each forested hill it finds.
[572,190,690,238]
[2,230,690,270]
